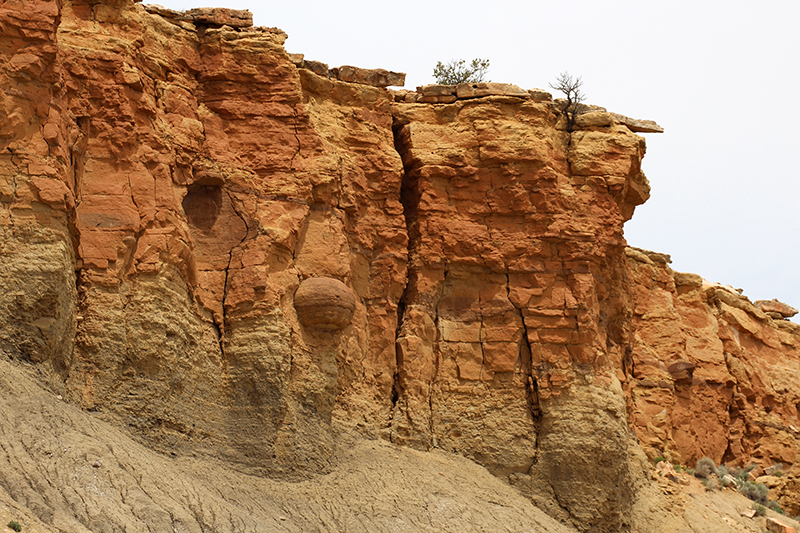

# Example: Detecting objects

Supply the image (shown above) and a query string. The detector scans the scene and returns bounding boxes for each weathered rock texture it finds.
[1,1,798,532]
[625,248,800,509]
[390,94,652,531]
[3,0,413,479]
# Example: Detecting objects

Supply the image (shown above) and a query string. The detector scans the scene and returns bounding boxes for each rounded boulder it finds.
[294,277,356,331]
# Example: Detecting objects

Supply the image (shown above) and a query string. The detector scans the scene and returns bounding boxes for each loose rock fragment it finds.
[754,298,798,318]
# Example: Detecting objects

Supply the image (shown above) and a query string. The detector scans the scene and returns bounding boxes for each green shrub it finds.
[674,464,682,472]
[702,478,716,491]
[729,463,757,483]
[695,457,716,479]
[7,521,21,532]
[654,457,665,464]
[432,59,490,85]
[740,480,769,504]
[716,464,729,478]
[753,503,767,517]
[768,501,784,514]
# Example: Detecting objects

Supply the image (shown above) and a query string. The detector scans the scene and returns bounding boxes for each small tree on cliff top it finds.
[433,58,490,85]
[550,71,585,132]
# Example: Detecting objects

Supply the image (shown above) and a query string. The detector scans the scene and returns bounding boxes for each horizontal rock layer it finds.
[0,1,797,532]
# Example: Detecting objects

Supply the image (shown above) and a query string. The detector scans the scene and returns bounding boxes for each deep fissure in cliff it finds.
[506,272,542,444]
[390,117,417,435]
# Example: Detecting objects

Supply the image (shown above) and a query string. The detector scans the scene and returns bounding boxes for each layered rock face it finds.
[390,97,651,530]
[1,0,407,478]
[1,1,799,532]
[626,249,800,471]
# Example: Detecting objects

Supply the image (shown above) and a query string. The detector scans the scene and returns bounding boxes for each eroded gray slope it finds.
[0,357,575,533]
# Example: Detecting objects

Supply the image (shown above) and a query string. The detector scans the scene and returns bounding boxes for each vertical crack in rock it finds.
[68,117,89,360]
[391,297,405,414]
[721,350,744,464]
[506,272,541,463]
[429,264,447,447]
[289,107,301,170]
[119,171,143,281]
[218,188,250,356]
[391,117,414,442]
[70,116,89,208]
[67,116,89,268]
[391,113,439,445]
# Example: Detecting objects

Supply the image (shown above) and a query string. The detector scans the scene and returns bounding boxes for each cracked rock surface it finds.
[1,1,799,532]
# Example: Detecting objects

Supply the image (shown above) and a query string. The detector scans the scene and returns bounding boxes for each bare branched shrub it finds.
[550,72,585,132]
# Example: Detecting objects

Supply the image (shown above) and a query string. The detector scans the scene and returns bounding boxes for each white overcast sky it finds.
[156,0,800,317]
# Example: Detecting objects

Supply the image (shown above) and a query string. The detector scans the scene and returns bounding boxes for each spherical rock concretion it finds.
[294,277,356,331]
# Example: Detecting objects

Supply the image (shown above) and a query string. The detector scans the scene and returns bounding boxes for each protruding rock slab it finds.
[667,360,696,380]
[294,277,356,331]
[144,5,254,28]
[574,111,613,128]
[754,298,798,318]
[527,88,552,101]
[456,82,528,99]
[417,84,456,97]
[185,8,253,27]
[609,112,664,133]
[337,65,405,87]
[415,84,457,103]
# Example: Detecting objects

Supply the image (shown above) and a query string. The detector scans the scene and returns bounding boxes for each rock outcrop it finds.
[390,90,651,531]
[0,1,798,532]
[294,277,357,330]
[626,248,800,472]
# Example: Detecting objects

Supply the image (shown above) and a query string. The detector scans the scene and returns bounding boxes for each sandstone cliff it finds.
[1,1,798,532]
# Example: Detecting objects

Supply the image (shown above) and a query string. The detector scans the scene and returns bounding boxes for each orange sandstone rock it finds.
[755,298,799,319]
[0,2,798,533]
[294,277,356,330]
[767,517,798,533]
[626,248,800,471]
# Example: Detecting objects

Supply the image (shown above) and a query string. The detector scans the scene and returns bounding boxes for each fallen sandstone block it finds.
[527,88,552,101]
[767,517,798,533]
[302,59,330,77]
[575,111,614,128]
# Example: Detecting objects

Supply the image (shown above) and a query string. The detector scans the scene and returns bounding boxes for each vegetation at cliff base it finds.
[694,457,716,479]
[433,58,489,85]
